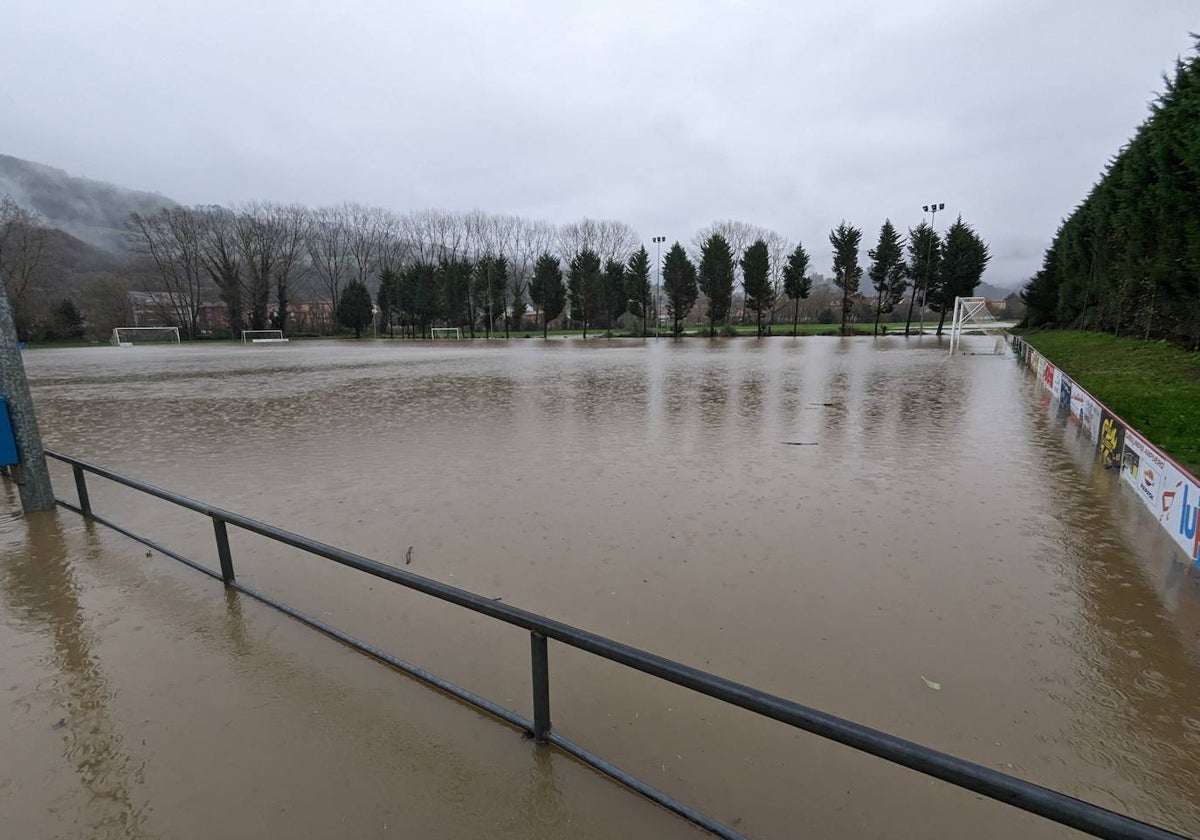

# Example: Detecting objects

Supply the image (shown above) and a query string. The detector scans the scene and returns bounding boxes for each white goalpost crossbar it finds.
[430,327,462,339]
[111,326,181,347]
[948,297,1005,354]
[241,330,289,344]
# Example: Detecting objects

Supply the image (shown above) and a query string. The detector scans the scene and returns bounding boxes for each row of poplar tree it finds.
[337,219,990,338]
[1022,38,1200,346]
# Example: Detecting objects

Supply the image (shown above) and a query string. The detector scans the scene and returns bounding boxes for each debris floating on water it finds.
[920,676,942,691]
[782,442,818,446]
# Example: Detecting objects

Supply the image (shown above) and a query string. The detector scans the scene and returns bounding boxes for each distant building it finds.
[128,291,336,335]
[127,290,191,327]
[198,301,228,334]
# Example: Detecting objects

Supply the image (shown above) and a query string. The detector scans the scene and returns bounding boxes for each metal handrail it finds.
[43,449,1193,840]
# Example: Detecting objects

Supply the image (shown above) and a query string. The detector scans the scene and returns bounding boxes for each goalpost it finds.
[948,297,1006,354]
[111,326,181,347]
[430,327,462,340]
[241,330,289,344]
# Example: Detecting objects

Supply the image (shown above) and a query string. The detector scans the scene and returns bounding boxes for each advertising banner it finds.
[1121,431,1166,512]
[1019,344,1200,568]
[1068,381,1086,422]
[1157,460,1200,565]
[1097,408,1125,469]
[1078,390,1102,442]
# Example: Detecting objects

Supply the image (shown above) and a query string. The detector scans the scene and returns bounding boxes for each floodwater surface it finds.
[3,335,1199,839]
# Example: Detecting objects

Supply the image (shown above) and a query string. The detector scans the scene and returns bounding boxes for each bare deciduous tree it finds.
[558,218,639,266]
[231,203,310,332]
[273,204,310,333]
[196,206,244,338]
[306,205,350,316]
[0,197,52,336]
[345,203,389,293]
[233,203,278,331]
[128,207,205,337]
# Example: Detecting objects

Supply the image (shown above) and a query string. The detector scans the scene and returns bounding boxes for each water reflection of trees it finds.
[889,363,969,457]
[737,367,765,429]
[820,369,850,445]
[0,512,148,839]
[662,365,697,422]
[697,364,730,433]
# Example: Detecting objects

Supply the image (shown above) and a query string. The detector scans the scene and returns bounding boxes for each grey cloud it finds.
[1,0,1196,289]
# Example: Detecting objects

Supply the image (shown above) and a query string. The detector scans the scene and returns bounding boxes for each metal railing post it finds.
[72,465,92,516]
[213,516,235,584]
[530,631,551,742]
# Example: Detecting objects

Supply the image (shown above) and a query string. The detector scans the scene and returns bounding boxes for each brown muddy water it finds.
[3,335,1199,840]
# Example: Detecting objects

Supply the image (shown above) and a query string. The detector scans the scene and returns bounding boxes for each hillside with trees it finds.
[0,154,176,253]
[1022,39,1200,347]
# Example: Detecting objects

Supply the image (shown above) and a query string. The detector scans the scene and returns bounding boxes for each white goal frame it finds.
[241,329,289,344]
[430,327,462,340]
[111,326,180,347]
[948,297,1005,354]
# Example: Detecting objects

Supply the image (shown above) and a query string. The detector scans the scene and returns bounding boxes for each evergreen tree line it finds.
[336,215,989,339]
[1022,39,1200,346]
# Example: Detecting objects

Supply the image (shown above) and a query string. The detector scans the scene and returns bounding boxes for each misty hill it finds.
[976,280,1016,300]
[43,227,130,276]
[0,154,177,254]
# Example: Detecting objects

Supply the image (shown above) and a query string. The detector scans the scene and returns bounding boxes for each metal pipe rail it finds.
[43,449,1192,840]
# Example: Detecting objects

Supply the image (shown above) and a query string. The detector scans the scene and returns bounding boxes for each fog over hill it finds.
[0,154,177,253]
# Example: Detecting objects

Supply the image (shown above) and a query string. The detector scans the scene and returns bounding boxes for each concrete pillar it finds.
[0,270,55,512]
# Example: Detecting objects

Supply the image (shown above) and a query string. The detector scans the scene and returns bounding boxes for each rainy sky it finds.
[1,0,1196,287]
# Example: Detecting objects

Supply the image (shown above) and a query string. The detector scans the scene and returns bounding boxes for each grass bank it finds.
[1021,330,1200,475]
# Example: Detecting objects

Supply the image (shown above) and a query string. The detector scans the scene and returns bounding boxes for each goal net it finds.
[241,330,289,343]
[111,326,181,346]
[948,297,1006,355]
[430,327,462,340]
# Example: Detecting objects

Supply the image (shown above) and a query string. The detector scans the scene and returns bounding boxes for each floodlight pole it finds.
[652,235,665,340]
[918,202,944,336]
[0,267,55,512]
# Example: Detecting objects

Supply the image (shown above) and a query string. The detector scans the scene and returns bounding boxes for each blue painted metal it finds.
[0,397,18,466]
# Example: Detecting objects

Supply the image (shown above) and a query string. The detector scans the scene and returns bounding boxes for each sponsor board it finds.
[1018,346,1200,567]
[1068,382,1087,424]
[1097,408,1125,470]
[1078,390,1102,441]
[1121,432,1166,510]
[1157,461,1200,565]
[1058,375,1072,411]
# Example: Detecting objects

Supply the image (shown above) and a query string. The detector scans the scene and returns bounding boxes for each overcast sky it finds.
[1,1,1196,288]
